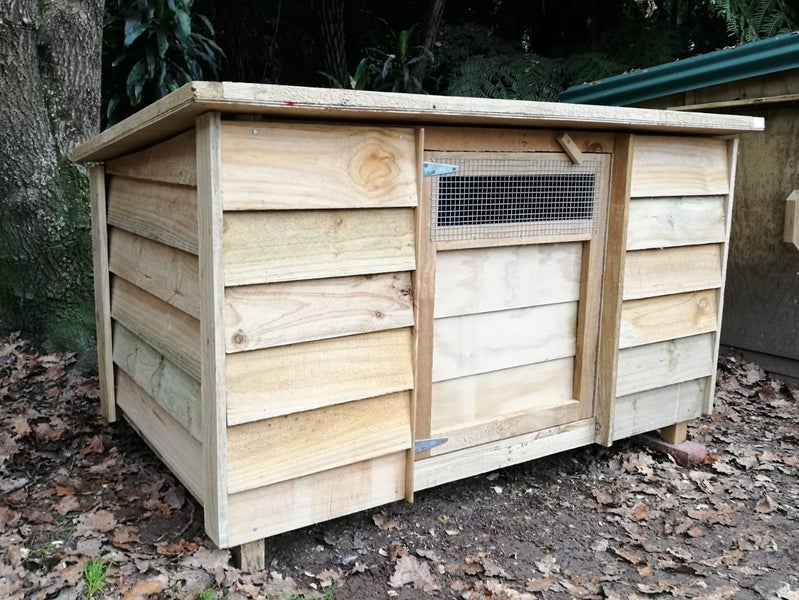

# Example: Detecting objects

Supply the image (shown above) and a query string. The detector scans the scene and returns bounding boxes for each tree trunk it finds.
[312,0,349,87]
[0,0,104,358]
[411,0,448,87]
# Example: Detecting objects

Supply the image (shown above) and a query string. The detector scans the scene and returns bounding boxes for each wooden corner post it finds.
[196,112,234,553]
[90,165,116,422]
[594,134,633,446]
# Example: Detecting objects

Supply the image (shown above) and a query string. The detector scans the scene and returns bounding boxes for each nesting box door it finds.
[421,149,611,455]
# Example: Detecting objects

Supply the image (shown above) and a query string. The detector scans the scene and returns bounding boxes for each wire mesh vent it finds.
[430,154,603,242]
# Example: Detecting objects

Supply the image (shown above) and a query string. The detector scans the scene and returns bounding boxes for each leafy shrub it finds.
[103,0,223,125]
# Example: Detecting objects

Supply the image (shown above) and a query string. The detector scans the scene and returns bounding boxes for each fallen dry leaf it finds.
[526,576,556,592]
[612,547,647,565]
[372,513,400,531]
[389,555,440,592]
[122,575,168,600]
[755,495,777,513]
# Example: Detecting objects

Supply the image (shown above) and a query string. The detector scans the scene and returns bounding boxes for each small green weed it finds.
[82,558,108,597]
[197,590,219,600]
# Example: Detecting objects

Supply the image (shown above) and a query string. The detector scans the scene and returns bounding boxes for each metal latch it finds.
[414,437,448,453]
[422,162,459,177]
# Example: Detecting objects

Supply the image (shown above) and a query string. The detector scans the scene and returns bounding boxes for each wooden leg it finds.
[231,539,265,571]
[660,421,688,445]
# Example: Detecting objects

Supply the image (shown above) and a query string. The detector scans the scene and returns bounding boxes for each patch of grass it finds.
[82,558,108,597]
[197,590,219,600]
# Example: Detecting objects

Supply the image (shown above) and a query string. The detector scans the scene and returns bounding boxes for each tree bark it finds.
[411,0,448,87]
[0,0,104,355]
[312,0,349,87]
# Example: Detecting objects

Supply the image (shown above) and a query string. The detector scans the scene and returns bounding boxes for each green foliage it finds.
[367,26,433,93]
[197,590,219,600]
[445,49,626,101]
[103,0,223,124]
[82,558,108,597]
[711,0,798,42]
[320,57,371,90]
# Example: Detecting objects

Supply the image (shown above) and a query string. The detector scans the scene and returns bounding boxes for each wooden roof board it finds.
[73,81,765,163]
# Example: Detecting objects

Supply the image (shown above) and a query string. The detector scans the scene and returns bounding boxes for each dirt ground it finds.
[1,332,798,599]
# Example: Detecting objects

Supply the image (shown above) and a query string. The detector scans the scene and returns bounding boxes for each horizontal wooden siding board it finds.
[225,272,415,352]
[220,122,418,210]
[110,276,201,379]
[613,378,707,440]
[615,333,715,397]
[619,290,718,349]
[226,452,406,546]
[623,244,722,300]
[434,243,582,318]
[432,302,577,382]
[106,175,198,254]
[115,370,203,503]
[626,196,726,251]
[112,323,202,440]
[630,136,729,197]
[223,209,415,286]
[108,228,200,318]
[431,356,574,429]
[106,129,197,186]
[226,328,414,424]
[227,392,411,493]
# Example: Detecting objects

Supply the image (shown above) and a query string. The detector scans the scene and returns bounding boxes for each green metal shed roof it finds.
[560,32,799,106]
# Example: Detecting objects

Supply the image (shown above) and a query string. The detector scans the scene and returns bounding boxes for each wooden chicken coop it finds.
[73,82,763,566]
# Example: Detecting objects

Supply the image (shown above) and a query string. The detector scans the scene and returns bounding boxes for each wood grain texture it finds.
[112,323,202,440]
[616,333,715,397]
[226,451,406,546]
[225,328,414,425]
[106,175,198,254]
[227,392,412,493]
[619,290,718,349]
[572,155,612,420]
[414,419,595,491]
[108,227,200,318]
[223,209,415,286]
[196,111,229,548]
[424,126,615,153]
[430,401,582,455]
[72,82,762,163]
[623,244,723,301]
[707,139,737,413]
[626,196,726,251]
[110,276,200,380]
[630,136,729,197]
[431,357,575,429]
[220,122,418,210]
[225,272,415,353]
[432,302,577,382]
[89,166,116,422]
[106,129,197,185]
[434,232,593,251]
[434,243,582,318]
[613,378,707,441]
[595,134,632,446]
[116,369,203,503]
[410,142,435,482]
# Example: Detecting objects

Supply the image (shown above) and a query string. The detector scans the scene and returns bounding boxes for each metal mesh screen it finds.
[430,154,602,242]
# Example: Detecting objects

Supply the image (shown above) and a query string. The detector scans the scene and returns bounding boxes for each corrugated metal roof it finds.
[560,32,799,106]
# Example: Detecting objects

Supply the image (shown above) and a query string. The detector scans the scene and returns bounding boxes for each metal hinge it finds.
[422,162,459,177]
[414,437,448,453]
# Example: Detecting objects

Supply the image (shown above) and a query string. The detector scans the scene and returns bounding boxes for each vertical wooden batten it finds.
[196,112,231,550]
[572,156,612,420]
[90,165,116,422]
[595,134,633,446]
[705,137,739,413]
[408,128,434,499]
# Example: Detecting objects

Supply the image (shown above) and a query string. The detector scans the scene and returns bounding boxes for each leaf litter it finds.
[1,333,797,598]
